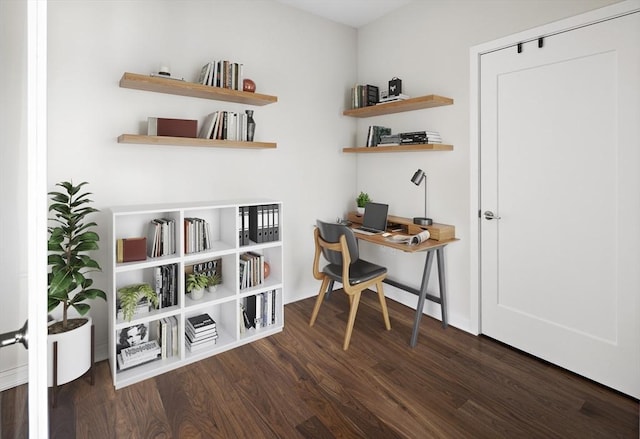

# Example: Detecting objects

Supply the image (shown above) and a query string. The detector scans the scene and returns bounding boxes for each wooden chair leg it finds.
[377,281,391,330]
[343,290,362,350]
[310,277,330,326]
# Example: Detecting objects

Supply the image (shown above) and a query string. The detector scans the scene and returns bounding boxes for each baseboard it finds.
[0,343,109,393]
[0,365,28,392]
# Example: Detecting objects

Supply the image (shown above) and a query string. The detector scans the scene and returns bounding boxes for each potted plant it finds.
[186,273,208,300]
[117,283,159,321]
[207,273,222,293]
[356,191,371,216]
[47,181,106,386]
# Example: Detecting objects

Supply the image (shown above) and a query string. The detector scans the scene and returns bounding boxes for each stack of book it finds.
[157,316,179,358]
[351,84,379,108]
[377,93,410,104]
[198,111,250,142]
[154,263,178,309]
[186,313,218,352]
[366,125,391,147]
[117,340,161,370]
[378,134,401,146]
[239,252,264,290]
[147,218,176,258]
[184,217,211,254]
[241,290,277,331]
[198,60,244,90]
[399,130,442,145]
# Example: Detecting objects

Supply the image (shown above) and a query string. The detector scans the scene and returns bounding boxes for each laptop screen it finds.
[362,202,389,232]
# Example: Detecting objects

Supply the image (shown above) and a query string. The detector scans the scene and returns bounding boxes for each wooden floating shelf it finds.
[343,94,453,118]
[119,72,278,106]
[118,134,276,149]
[343,144,453,153]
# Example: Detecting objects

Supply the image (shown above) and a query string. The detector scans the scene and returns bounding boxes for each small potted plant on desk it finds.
[47,181,106,397]
[186,273,209,300]
[356,191,371,216]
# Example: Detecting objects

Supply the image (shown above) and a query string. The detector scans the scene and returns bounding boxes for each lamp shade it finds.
[410,169,432,226]
[411,169,426,186]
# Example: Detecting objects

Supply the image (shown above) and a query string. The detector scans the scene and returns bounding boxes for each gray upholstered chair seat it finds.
[322,260,387,285]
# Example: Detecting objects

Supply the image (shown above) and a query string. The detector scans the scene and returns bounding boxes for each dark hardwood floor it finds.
[3,291,638,438]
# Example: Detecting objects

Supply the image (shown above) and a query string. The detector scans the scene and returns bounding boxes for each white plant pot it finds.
[47,316,92,387]
[207,285,217,293]
[190,288,204,300]
[356,207,365,216]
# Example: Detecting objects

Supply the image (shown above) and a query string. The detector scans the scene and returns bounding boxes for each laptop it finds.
[353,202,389,235]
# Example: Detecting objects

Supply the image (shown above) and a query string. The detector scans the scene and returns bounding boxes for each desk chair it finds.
[310,220,391,350]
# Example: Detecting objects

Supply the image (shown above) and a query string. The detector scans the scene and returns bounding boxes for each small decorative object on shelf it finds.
[389,77,402,96]
[356,191,371,216]
[186,273,208,301]
[246,110,256,142]
[158,62,171,77]
[243,78,256,92]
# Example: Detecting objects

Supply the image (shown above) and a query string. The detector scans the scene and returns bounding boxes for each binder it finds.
[249,205,264,243]
[273,204,280,241]
[244,295,256,329]
[243,206,250,246]
[267,204,274,242]
[238,207,243,246]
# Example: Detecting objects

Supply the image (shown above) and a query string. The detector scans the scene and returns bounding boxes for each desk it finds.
[347,212,458,347]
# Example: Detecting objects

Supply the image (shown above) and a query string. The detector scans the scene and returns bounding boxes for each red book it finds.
[148,117,197,138]
[117,237,147,263]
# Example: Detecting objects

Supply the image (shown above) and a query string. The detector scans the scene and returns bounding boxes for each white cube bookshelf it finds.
[107,199,284,389]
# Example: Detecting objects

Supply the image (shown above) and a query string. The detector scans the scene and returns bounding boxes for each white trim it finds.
[468,0,640,335]
[27,0,49,436]
[0,365,28,392]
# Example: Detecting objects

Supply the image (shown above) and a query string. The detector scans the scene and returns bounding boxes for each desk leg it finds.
[410,250,435,348]
[437,247,448,329]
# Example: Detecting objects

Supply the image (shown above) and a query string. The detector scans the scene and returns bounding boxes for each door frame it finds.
[27,0,49,436]
[468,0,640,335]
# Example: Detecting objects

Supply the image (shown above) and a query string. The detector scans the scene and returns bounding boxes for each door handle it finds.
[484,211,501,221]
[0,320,28,350]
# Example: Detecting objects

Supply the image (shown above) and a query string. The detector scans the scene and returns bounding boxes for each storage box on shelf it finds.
[108,199,284,389]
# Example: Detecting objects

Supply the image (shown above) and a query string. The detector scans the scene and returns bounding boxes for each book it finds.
[186,313,215,332]
[186,337,217,352]
[199,112,218,139]
[186,325,218,341]
[147,117,197,138]
[386,230,431,245]
[116,237,147,263]
[118,339,160,367]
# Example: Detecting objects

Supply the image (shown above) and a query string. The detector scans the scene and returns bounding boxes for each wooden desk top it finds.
[351,228,458,253]
[347,211,459,253]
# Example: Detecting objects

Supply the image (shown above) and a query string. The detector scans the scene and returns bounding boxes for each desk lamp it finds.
[411,169,433,226]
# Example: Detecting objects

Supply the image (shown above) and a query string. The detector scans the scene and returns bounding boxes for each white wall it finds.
[46,0,358,361]
[0,0,622,389]
[0,0,29,390]
[354,0,619,331]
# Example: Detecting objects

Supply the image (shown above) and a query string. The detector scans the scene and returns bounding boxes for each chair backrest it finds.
[316,220,359,265]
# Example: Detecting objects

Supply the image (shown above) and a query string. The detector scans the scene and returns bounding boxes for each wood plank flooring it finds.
[2,291,638,438]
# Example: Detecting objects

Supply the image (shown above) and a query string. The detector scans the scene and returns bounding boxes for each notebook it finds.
[353,202,389,235]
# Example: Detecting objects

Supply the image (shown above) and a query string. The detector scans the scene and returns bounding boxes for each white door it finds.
[0,0,49,437]
[480,12,640,398]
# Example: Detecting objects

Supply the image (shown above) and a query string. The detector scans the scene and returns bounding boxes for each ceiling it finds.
[275,0,413,28]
